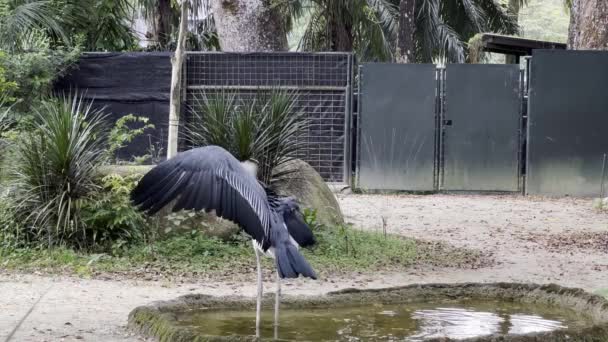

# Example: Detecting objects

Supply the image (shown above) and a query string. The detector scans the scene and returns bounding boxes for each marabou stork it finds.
[130,145,317,338]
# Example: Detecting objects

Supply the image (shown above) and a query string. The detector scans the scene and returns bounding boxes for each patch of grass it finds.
[304,226,418,272]
[0,226,489,280]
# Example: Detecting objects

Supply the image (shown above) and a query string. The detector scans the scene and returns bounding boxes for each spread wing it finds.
[130,145,272,250]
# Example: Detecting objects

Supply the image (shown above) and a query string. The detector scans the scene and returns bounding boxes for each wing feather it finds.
[131,146,273,250]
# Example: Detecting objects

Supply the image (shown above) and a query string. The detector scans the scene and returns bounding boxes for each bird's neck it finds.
[241,160,258,178]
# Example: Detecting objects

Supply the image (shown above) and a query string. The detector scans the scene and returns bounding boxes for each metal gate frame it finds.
[525,50,608,197]
[438,64,525,192]
[355,63,440,191]
[181,52,354,186]
[355,63,526,193]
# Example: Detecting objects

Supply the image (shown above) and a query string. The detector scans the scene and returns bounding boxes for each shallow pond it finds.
[174,299,589,341]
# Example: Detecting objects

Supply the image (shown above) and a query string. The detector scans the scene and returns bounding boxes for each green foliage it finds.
[0,0,138,52]
[186,89,308,185]
[0,52,17,102]
[297,0,398,61]
[0,0,70,52]
[8,93,109,247]
[0,224,425,276]
[107,114,155,164]
[80,174,150,249]
[0,194,25,249]
[305,224,417,271]
[302,208,322,230]
[0,45,81,116]
[64,0,138,51]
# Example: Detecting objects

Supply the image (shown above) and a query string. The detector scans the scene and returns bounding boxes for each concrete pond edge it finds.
[128,282,608,342]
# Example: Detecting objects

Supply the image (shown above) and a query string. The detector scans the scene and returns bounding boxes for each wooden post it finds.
[167,1,188,159]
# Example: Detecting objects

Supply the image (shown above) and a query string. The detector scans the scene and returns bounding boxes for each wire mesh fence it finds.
[182,52,353,183]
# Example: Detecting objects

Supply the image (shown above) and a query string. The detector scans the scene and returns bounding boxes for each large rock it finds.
[159,209,241,241]
[272,159,344,227]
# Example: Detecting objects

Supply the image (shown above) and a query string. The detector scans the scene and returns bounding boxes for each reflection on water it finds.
[175,299,586,341]
[508,314,567,335]
[407,308,566,341]
[409,308,505,340]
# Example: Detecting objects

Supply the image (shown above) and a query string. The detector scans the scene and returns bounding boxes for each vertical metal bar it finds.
[344,53,353,186]
[355,63,363,189]
[434,67,440,191]
[524,56,533,196]
[438,66,447,190]
[601,153,607,199]
[518,67,525,194]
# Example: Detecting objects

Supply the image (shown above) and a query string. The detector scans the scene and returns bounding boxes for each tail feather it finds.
[275,244,317,280]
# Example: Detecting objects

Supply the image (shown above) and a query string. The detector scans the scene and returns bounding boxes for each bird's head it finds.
[240,159,259,178]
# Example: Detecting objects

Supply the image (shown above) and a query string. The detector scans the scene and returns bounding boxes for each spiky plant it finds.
[185,89,308,185]
[10,93,109,247]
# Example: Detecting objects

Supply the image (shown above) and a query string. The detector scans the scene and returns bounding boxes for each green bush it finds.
[107,114,155,164]
[8,93,109,247]
[0,45,81,116]
[0,194,25,249]
[80,174,150,250]
[1,97,162,250]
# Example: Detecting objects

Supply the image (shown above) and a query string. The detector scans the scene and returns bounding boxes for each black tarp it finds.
[54,52,172,161]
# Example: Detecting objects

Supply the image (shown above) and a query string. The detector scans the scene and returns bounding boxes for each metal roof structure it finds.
[481,34,567,61]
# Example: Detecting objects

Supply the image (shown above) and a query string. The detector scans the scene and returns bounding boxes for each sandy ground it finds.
[1,194,607,341]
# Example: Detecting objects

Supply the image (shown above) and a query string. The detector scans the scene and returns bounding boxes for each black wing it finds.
[131,145,272,250]
[283,208,316,248]
[265,187,316,248]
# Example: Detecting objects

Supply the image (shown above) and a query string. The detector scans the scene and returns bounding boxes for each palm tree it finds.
[418,0,518,62]
[291,0,519,62]
[297,0,398,61]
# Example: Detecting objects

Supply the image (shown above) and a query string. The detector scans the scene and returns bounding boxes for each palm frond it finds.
[0,0,69,52]
[460,0,487,32]
[365,0,399,41]
[476,0,519,35]
[298,6,328,51]
[416,0,464,62]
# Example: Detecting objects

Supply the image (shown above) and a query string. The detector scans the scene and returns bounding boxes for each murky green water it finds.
[175,299,590,341]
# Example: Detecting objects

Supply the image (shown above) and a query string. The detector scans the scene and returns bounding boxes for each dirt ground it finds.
[1,194,607,342]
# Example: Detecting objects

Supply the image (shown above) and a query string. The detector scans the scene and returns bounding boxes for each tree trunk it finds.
[396,0,416,63]
[568,0,608,50]
[328,14,353,51]
[167,2,187,159]
[211,0,288,51]
[153,0,173,48]
[505,0,521,64]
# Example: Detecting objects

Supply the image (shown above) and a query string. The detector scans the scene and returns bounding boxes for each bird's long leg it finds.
[274,269,281,340]
[253,241,263,339]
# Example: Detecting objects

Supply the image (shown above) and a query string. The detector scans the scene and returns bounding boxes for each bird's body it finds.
[130,145,317,338]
